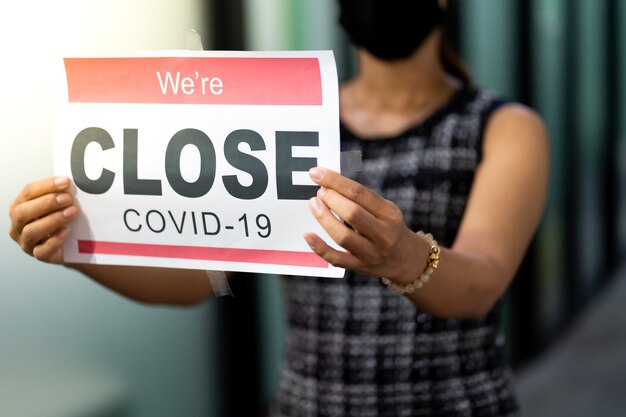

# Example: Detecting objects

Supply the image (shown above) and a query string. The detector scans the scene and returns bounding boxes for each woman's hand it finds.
[304,167,426,281]
[8,176,79,264]
[7,176,216,305]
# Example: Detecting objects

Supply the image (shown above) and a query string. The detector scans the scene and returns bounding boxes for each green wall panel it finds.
[531,0,568,339]
[573,0,608,293]
[460,0,519,99]
[617,0,626,257]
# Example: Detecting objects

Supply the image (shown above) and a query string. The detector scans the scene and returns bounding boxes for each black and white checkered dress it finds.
[271,87,520,417]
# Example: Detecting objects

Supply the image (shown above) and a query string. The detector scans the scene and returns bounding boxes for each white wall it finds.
[0,2,213,417]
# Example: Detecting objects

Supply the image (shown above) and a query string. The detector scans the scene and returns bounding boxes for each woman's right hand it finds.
[8,176,79,264]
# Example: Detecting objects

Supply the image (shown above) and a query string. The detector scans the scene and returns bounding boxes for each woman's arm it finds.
[304,103,549,319]
[8,176,215,306]
[68,264,214,306]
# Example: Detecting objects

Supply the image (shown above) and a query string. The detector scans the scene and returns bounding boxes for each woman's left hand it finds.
[304,167,423,281]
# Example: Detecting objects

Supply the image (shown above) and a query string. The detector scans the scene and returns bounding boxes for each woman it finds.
[8,0,548,415]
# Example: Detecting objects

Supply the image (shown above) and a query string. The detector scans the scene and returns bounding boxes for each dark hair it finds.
[439,0,473,86]
[439,36,473,86]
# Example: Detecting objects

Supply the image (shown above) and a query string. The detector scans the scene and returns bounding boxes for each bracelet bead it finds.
[380,230,440,295]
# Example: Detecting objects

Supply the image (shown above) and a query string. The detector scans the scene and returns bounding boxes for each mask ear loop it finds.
[184,28,235,297]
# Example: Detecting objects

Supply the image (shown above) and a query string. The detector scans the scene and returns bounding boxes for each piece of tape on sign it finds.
[207,270,233,297]
[340,150,363,173]
[185,28,204,51]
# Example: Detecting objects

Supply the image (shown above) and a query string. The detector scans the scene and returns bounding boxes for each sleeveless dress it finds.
[270,87,520,417]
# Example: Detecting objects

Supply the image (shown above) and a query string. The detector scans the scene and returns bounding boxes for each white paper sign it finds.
[53,50,344,278]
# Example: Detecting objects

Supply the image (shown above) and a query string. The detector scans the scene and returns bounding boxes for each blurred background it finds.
[1,0,625,416]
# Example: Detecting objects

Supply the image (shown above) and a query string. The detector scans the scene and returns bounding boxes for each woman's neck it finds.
[340,31,458,138]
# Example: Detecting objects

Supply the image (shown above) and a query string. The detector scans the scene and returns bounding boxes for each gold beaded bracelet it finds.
[381,231,441,294]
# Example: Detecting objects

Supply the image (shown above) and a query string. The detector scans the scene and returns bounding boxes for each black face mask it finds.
[338,0,444,61]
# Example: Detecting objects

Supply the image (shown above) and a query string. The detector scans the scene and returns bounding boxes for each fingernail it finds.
[309,167,325,181]
[309,197,322,213]
[317,187,327,198]
[56,193,71,205]
[63,206,78,218]
[54,176,70,187]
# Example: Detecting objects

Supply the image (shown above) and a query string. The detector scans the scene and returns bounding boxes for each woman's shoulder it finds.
[487,101,547,141]
[482,98,549,166]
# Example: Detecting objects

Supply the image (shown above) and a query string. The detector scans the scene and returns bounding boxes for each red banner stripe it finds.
[64,57,322,105]
[78,240,328,268]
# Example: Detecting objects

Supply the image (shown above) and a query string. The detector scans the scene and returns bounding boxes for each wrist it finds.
[381,231,441,294]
